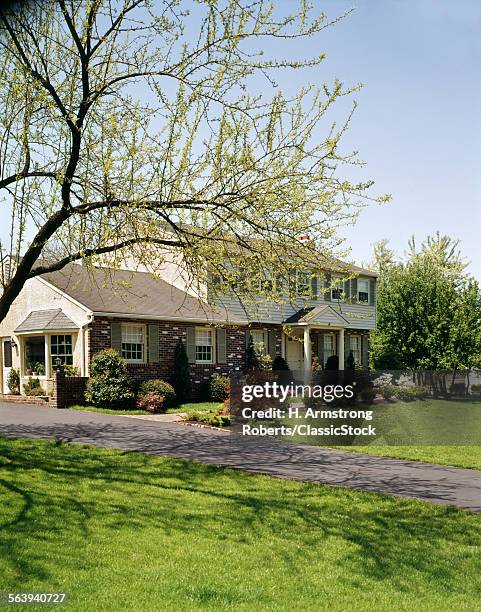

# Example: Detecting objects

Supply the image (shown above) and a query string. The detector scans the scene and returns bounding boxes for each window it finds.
[296,271,311,297]
[25,336,46,376]
[121,324,145,362]
[50,335,73,369]
[323,334,335,363]
[358,279,369,303]
[195,328,214,363]
[349,335,361,364]
[251,330,267,355]
[331,278,344,301]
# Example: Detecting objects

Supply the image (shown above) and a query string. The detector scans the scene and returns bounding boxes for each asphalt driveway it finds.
[1,402,481,511]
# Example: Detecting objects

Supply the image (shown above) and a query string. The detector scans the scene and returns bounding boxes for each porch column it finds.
[339,328,345,370]
[303,325,312,382]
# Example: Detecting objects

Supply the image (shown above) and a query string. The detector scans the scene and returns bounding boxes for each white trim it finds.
[194,326,215,364]
[121,322,146,364]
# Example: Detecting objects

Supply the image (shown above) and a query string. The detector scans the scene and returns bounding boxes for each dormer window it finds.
[358,279,369,303]
[331,278,344,301]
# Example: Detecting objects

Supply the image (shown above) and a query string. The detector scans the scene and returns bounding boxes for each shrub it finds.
[471,384,481,395]
[325,355,339,370]
[380,385,395,400]
[392,385,429,401]
[136,392,165,413]
[170,339,191,403]
[210,374,230,402]
[272,356,289,371]
[188,411,231,427]
[7,368,20,394]
[63,365,80,377]
[139,379,176,406]
[258,353,273,370]
[85,349,133,408]
[23,377,45,396]
[360,387,377,404]
[244,335,259,371]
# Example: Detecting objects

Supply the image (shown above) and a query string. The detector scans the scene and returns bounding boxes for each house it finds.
[0,257,377,398]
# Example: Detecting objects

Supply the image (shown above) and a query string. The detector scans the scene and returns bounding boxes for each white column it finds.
[303,326,312,382]
[339,328,345,371]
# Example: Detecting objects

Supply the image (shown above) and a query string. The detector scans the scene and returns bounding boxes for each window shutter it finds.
[310,275,318,298]
[362,334,369,368]
[369,279,376,306]
[268,330,277,359]
[216,328,227,364]
[111,322,122,354]
[186,327,196,364]
[3,339,12,368]
[351,278,358,303]
[245,329,251,348]
[344,279,351,302]
[148,324,159,363]
[324,273,331,301]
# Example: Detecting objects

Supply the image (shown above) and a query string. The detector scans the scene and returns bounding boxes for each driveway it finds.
[1,402,481,511]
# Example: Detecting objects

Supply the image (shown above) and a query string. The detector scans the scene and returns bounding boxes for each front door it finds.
[2,338,12,394]
[285,336,303,374]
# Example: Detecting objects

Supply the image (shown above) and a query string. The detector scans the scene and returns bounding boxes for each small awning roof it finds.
[283,304,349,327]
[15,309,78,333]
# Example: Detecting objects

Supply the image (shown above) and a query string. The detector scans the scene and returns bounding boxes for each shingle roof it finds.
[283,304,349,326]
[41,264,244,323]
[15,309,78,332]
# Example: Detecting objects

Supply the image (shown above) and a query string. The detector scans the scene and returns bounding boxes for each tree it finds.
[0,0,384,324]
[170,339,191,403]
[371,234,481,370]
[244,335,259,371]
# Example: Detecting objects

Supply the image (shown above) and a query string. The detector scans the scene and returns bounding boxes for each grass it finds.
[1,437,481,611]
[70,401,222,416]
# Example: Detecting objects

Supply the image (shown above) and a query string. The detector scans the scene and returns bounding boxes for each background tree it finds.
[371,234,481,370]
[0,0,384,323]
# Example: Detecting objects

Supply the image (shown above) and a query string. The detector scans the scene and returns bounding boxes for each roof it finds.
[283,304,349,327]
[15,309,78,333]
[41,264,244,323]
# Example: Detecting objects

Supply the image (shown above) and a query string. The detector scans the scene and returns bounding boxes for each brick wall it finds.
[51,371,88,409]
[88,317,255,398]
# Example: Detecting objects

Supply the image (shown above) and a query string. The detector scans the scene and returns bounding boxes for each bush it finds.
[471,384,481,395]
[170,339,191,403]
[136,392,165,413]
[244,335,259,371]
[360,387,377,404]
[7,368,20,394]
[210,374,230,401]
[325,355,339,370]
[63,365,80,377]
[258,354,272,370]
[272,356,289,371]
[382,385,430,402]
[85,349,134,408]
[139,379,176,406]
[23,377,45,396]
[188,411,231,427]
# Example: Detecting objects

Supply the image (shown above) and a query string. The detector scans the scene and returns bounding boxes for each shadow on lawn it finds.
[1,434,481,593]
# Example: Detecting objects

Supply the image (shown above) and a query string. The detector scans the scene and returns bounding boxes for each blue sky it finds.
[306,0,481,277]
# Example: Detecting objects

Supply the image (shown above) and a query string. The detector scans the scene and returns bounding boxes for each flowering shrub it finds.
[136,392,165,413]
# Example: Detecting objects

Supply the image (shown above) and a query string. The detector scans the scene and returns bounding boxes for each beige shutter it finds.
[186,327,196,363]
[216,328,227,364]
[148,324,159,363]
[111,322,122,354]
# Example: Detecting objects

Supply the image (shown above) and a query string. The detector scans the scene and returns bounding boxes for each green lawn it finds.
[70,401,222,416]
[1,437,481,611]
[342,445,481,471]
